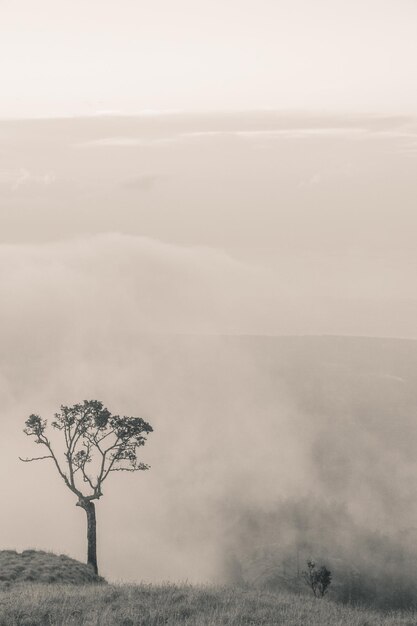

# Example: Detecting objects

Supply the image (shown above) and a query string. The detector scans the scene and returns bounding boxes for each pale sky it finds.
[1,0,417,118]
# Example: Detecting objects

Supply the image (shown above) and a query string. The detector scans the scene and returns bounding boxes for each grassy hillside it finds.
[0,583,417,626]
[0,550,105,589]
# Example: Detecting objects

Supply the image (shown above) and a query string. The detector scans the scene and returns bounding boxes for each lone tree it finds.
[20,400,153,575]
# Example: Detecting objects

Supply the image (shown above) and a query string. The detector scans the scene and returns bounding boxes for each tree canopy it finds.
[22,400,153,501]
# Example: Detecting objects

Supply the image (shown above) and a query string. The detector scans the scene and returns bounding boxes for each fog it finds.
[1,114,417,591]
[1,232,417,586]
[0,233,301,581]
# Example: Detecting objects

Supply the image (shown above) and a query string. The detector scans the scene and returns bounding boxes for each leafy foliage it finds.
[303,560,332,598]
[21,400,153,502]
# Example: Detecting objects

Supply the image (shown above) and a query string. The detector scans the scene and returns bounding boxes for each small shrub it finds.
[302,560,332,598]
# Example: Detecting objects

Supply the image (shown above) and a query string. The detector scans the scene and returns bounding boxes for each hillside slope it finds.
[0,583,415,626]
[0,550,105,588]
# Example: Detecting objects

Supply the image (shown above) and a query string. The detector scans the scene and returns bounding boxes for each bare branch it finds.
[96,429,116,444]
[109,464,150,472]
[19,455,53,462]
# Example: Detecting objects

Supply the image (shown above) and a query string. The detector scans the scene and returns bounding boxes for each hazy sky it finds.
[1,0,417,118]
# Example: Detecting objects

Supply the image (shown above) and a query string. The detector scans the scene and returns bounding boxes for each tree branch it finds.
[22,402,152,503]
[19,455,53,462]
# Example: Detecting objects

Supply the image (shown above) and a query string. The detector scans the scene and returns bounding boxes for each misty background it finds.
[1,112,417,587]
[1,0,417,599]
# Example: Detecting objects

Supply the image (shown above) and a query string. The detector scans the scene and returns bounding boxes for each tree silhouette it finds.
[20,399,153,575]
[303,560,332,598]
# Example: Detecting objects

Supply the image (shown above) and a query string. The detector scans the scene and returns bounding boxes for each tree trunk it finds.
[77,499,98,575]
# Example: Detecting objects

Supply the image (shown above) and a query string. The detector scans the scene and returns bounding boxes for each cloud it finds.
[121,174,161,191]
[76,127,370,149]
[0,233,273,340]
[1,233,416,344]
[0,168,55,190]
[77,137,150,147]
[301,172,323,187]
[299,161,354,187]
[74,115,417,151]
[93,110,125,117]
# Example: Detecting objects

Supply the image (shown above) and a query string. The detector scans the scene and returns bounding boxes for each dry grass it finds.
[0,550,105,588]
[1,583,417,626]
